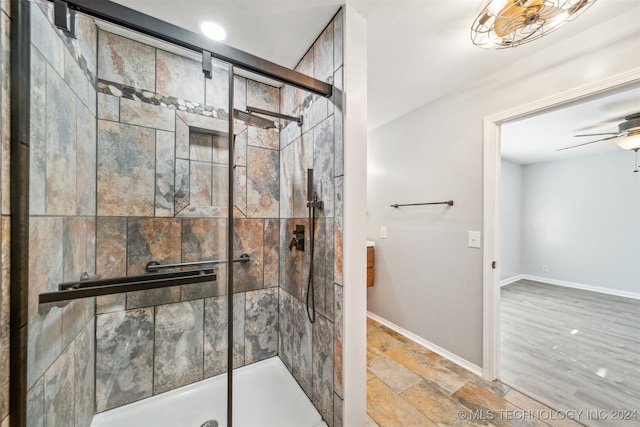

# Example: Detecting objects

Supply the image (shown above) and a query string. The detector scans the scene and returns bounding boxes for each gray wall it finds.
[367,10,640,366]
[521,151,640,294]
[500,160,523,281]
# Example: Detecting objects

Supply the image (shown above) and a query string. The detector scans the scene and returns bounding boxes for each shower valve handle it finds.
[290,225,305,252]
[288,237,299,251]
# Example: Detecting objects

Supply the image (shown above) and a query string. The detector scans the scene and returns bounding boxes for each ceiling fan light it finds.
[615,133,640,151]
[471,0,599,49]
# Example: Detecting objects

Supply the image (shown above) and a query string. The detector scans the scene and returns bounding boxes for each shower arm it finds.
[246,106,303,127]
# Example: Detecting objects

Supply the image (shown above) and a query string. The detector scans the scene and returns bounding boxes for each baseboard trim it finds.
[500,275,524,287]
[516,275,640,300]
[367,311,483,377]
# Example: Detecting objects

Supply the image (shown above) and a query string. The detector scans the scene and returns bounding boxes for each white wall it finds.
[521,151,640,295]
[343,6,368,426]
[367,10,640,366]
[500,160,523,281]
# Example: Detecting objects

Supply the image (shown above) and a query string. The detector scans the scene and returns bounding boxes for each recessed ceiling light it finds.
[201,21,226,41]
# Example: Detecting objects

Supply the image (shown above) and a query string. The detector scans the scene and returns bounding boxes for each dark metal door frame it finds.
[54,0,333,97]
[227,63,235,427]
[9,0,31,425]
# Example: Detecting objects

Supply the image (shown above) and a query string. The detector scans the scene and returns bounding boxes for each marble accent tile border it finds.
[98,79,238,124]
[98,78,299,132]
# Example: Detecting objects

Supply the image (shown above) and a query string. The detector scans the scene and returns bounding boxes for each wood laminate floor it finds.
[501,279,640,427]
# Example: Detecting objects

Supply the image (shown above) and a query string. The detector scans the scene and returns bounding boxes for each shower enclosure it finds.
[7,0,346,425]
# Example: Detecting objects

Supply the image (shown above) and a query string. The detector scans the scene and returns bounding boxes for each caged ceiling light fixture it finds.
[471,0,598,49]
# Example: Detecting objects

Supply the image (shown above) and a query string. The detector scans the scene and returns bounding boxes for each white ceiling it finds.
[502,85,640,165]
[112,0,640,131]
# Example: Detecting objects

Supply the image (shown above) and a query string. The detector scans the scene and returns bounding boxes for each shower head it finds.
[233,109,277,129]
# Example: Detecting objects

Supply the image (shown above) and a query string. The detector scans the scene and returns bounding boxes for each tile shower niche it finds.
[170,112,241,218]
[175,130,229,215]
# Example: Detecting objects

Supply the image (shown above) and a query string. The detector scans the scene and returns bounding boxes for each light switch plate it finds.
[380,226,387,239]
[468,231,481,248]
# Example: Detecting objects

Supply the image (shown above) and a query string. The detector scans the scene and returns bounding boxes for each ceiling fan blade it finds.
[494,13,526,38]
[574,132,619,137]
[575,112,629,133]
[557,135,619,151]
[494,0,547,38]
[538,5,564,21]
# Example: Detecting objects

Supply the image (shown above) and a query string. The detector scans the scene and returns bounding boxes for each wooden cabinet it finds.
[367,246,375,287]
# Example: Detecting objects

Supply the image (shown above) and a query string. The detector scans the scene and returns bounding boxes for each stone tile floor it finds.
[366,317,581,427]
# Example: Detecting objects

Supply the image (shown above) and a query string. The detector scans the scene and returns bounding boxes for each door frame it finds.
[481,68,640,380]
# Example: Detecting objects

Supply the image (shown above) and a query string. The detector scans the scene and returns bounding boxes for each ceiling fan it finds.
[471,0,597,49]
[557,112,640,172]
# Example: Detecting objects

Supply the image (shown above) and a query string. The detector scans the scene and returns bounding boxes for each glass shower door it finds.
[27,1,234,425]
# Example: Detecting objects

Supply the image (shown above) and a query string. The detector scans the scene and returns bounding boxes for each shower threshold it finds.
[90,357,327,427]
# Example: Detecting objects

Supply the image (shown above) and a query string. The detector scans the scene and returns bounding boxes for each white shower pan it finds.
[90,357,327,427]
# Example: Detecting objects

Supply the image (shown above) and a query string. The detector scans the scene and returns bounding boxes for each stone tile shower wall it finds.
[278,10,345,427]
[26,2,98,426]
[93,29,281,411]
[0,0,10,425]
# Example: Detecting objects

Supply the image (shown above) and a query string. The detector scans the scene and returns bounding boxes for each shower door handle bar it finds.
[39,269,217,304]
[246,106,303,126]
[390,200,454,208]
[145,254,251,272]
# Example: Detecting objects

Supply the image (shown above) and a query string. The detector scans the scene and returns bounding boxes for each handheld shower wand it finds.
[307,169,324,210]
[307,169,314,204]
[306,169,324,323]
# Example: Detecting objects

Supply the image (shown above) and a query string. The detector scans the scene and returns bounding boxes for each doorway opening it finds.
[482,69,640,415]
